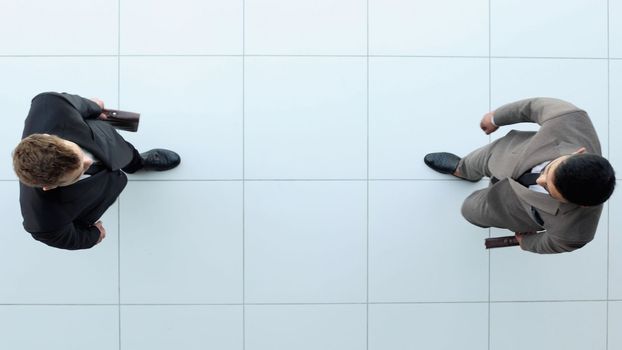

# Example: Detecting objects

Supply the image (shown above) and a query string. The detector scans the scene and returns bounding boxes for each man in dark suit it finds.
[424,98,616,254]
[12,92,181,250]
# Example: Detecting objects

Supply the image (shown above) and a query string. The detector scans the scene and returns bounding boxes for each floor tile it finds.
[0,0,618,348]
[610,60,622,177]
[491,58,609,157]
[490,301,607,350]
[369,0,488,56]
[245,0,365,55]
[610,187,622,299]
[244,181,366,303]
[369,181,489,302]
[491,0,607,57]
[0,306,118,350]
[245,304,366,350]
[122,305,243,350]
[120,181,243,303]
[121,0,242,54]
[610,301,622,350]
[490,209,608,301]
[245,57,366,179]
[0,183,119,303]
[369,57,489,179]
[120,57,243,180]
[369,303,488,350]
[0,57,118,180]
[610,0,622,58]
[0,0,117,55]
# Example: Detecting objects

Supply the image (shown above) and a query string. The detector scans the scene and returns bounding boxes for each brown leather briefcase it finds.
[102,109,140,132]
[485,236,519,249]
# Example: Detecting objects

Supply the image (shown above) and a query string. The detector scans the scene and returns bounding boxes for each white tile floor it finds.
[0,1,620,349]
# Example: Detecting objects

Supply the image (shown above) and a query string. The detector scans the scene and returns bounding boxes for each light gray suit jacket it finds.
[460,98,603,254]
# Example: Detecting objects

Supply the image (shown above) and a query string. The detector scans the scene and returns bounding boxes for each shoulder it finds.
[28,92,76,116]
[31,91,66,104]
[547,204,602,243]
[19,184,70,233]
[24,93,85,136]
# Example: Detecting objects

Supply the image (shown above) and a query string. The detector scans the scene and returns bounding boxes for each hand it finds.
[514,232,523,245]
[89,97,108,120]
[480,111,499,135]
[89,97,105,109]
[572,147,587,155]
[94,220,106,244]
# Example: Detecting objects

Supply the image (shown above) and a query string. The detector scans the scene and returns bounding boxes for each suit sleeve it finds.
[34,92,103,119]
[492,97,584,126]
[519,214,597,254]
[29,223,101,250]
[519,232,580,254]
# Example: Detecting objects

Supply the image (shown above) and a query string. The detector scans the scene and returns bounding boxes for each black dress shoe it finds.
[424,152,461,175]
[140,149,181,171]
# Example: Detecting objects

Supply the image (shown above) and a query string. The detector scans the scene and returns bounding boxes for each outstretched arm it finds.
[35,92,105,119]
[492,97,583,127]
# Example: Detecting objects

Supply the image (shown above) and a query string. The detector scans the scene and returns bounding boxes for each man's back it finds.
[18,93,130,250]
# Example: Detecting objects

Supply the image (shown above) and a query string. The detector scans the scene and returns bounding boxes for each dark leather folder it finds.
[485,235,519,249]
[102,109,140,132]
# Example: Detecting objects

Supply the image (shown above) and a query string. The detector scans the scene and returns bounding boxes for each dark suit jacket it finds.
[19,92,133,250]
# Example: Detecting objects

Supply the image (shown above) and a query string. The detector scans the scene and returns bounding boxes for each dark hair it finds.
[554,153,616,206]
[13,134,81,187]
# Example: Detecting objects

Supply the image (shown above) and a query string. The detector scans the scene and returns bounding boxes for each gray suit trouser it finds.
[455,138,510,228]
[456,138,504,182]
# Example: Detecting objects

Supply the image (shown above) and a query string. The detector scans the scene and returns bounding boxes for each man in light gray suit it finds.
[424,98,616,254]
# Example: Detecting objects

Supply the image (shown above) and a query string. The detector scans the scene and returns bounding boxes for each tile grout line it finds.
[4,298,618,306]
[605,0,611,350]
[125,178,485,181]
[488,1,492,349]
[366,0,370,349]
[117,196,122,350]
[2,299,613,307]
[3,178,550,183]
[1,54,620,60]
[2,178,535,182]
[117,0,122,349]
[242,0,246,349]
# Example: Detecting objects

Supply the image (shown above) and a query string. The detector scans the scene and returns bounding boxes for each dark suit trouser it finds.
[121,142,143,173]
